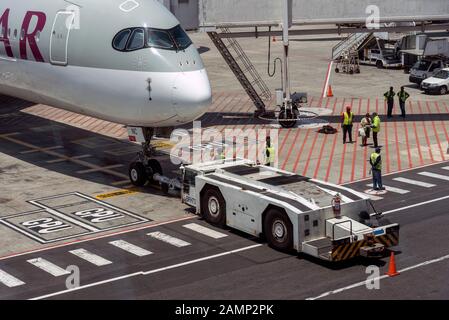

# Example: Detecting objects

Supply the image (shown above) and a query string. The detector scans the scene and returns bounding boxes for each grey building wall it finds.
[157,0,200,30]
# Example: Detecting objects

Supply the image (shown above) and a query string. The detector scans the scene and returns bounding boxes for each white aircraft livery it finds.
[0,0,212,127]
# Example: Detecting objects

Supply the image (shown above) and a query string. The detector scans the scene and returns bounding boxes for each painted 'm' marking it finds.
[366,184,410,194]
[419,172,449,182]
[69,249,112,266]
[109,240,152,257]
[27,258,70,277]
[147,232,191,247]
[182,223,228,239]
[0,269,25,287]
[393,177,436,188]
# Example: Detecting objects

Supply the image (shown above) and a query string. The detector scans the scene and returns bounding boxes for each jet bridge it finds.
[200,0,449,126]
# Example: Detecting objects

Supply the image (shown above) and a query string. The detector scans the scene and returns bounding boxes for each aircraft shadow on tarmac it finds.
[0,95,178,197]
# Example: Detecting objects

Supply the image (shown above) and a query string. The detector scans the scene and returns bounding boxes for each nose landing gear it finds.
[278,102,299,128]
[128,127,163,187]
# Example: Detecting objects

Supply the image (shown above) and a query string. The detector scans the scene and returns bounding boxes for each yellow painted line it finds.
[153,141,175,149]
[95,189,138,200]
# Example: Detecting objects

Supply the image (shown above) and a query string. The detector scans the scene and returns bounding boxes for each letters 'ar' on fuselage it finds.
[0,8,46,62]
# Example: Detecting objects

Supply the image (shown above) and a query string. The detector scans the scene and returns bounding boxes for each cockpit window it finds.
[113,29,131,51]
[147,29,175,50]
[112,25,192,52]
[127,28,145,51]
[169,25,192,50]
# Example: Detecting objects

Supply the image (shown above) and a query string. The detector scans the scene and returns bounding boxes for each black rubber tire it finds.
[279,108,297,128]
[264,208,293,252]
[440,86,448,95]
[376,60,384,69]
[129,162,147,187]
[201,187,226,227]
[146,159,163,184]
[335,68,340,73]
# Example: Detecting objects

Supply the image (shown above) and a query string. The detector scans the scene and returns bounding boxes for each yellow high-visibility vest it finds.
[343,112,354,125]
[372,116,381,133]
[370,152,382,171]
[266,147,275,164]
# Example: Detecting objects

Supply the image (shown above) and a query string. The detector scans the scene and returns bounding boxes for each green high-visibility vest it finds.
[384,91,395,100]
[343,112,354,125]
[266,147,275,164]
[372,116,381,133]
[398,91,410,102]
[371,152,382,171]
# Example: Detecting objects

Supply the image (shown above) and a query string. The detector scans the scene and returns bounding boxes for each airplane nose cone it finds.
[172,69,212,122]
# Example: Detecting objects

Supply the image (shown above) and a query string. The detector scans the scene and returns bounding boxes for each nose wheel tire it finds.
[129,162,148,187]
[264,208,293,252]
[201,187,226,227]
[278,108,298,128]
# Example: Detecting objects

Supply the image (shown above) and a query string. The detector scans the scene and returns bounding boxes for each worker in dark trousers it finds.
[371,112,381,148]
[341,106,354,144]
[370,147,385,191]
[265,136,275,166]
[384,87,396,118]
[397,86,410,118]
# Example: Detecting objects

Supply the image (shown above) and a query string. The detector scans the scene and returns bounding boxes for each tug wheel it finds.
[264,208,293,252]
[201,187,226,227]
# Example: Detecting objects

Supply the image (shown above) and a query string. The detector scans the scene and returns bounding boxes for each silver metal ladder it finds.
[332,32,374,61]
[208,28,272,115]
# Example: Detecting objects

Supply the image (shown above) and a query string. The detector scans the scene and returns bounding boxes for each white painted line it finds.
[375,195,449,216]
[0,216,195,262]
[77,164,123,174]
[27,258,70,277]
[46,154,92,164]
[0,269,25,287]
[20,146,63,154]
[147,232,191,247]
[307,253,449,300]
[109,240,152,257]
[365,184,410,194]
[442,166,449,171]
[69,249,112,266]
[30,244,262,300]
[419,172,449,182]
[182,223,228,239]
[28,201,99,232]
[393,177,436,188]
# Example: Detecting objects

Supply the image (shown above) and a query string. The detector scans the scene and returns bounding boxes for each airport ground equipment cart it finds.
[180,159,399,262]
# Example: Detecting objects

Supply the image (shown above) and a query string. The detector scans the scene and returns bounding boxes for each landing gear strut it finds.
[278,101,299,128]
[129,128,163,187]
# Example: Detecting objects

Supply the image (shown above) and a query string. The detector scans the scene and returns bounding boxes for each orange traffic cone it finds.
[386,252,400,277]
[326,85,334,97]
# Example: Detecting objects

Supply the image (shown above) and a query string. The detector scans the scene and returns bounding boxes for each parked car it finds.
[421,68,449,95]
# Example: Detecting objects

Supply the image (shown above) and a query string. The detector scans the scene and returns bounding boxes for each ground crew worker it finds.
[370,147,385,191]
[360,113,372,147]
[265,136,275,166]
[341,106,354,144]
[371,112,381,148]
[384,87,396,118]
[397,86,410,118]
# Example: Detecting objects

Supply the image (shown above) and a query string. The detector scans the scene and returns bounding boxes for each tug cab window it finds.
[112,25,192,52]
